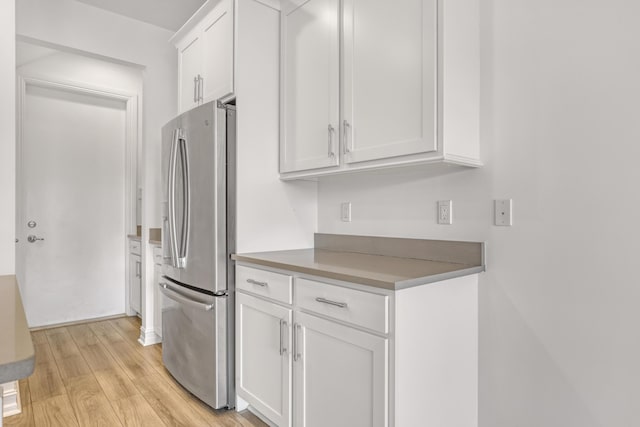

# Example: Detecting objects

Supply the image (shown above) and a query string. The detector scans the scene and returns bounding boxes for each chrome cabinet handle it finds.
[343,120,351,154]
[135,261,141,278]
[246,279,268,287]
[315,297,348,309]
[197,74,203,102]
[293,323,302,362]
[279,319,288,356]
[193,76,198,103]
[328,124,335,157]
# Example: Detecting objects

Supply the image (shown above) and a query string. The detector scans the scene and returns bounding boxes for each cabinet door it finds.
[201,0,234,103]
[178,34,203,113]
[129,253,141,314]
[293,312,388,427]
[280,0,340,173]
[237,292,292,427]
[153,262,162,338]
[342,0,437,164]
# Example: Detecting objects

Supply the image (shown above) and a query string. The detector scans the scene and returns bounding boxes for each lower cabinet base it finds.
[1,381,21,418]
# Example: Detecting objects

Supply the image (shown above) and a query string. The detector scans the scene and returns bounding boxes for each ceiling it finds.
[74,0,207,32]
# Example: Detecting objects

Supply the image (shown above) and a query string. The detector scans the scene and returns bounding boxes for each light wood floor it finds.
[5,316,266,427]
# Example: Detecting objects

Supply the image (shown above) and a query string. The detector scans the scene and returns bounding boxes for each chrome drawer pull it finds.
[315,297,348,309]
[246,278,268,287]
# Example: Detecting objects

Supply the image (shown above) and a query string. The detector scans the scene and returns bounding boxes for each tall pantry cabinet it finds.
[280,0,481,179]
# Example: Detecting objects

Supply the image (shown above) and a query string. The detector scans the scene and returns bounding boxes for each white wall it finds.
[0,0,16,275]
[318,0,640,425]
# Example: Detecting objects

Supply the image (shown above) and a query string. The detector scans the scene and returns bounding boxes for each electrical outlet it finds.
[494,199,513,226]
[437,200,452,225]
[341,202,352,222]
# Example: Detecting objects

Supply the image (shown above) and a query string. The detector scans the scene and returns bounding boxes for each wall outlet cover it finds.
[341,202,352,222]
[437,200,452,225]
[494,199,513,226]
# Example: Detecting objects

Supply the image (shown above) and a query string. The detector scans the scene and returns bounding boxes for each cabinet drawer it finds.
[129,239,141,255]
[295,278,389,334]
[236,265,293,304]
[152,246,163,265]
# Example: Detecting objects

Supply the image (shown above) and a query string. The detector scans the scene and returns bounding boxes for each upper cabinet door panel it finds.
[179,35,203,113]
[202,0,234,102]
[280,0,340,173]
[343,0,437,164]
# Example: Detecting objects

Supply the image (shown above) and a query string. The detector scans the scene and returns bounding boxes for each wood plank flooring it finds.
[5,316,266,427]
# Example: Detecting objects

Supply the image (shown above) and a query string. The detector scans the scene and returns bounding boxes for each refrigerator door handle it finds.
[159,282,214,311]
[177,136,190,268]
[168,129,180,268]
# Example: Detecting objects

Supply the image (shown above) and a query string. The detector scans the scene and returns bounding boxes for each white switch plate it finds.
[341,202,352,222]
[494,199,513,226]
[437,200,452,225]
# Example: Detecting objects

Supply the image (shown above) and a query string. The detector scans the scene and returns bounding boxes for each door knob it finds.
[27,235,44,243]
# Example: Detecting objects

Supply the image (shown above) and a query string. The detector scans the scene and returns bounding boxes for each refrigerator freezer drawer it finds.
[160,281,228,409]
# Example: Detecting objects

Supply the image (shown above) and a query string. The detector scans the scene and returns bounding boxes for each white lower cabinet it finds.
[237,292,292,427]
[293,312,388,427]
[236,263,478,427]
[152,245,163,339]
[128,240,141,315]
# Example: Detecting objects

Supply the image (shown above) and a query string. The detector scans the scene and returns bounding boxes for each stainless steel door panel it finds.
[161,101,226,293]
[160,281,228,409]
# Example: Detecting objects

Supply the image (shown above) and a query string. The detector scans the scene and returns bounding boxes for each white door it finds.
[18,84,127,327]
[293,312,388,427]
[237,292,292,427]
[280,0,340,173]
[179,34,203,113]
[342,0,437,163]
[201,0,234,103]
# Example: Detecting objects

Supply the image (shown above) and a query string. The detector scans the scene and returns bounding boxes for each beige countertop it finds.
[0,275,35,383]
[232,234,485,291]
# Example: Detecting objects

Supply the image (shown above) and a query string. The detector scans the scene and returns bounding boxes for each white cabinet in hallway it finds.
[172,0,234,113]
[128,239,142,315]
[280,0,481,179]
[152,244,163,339]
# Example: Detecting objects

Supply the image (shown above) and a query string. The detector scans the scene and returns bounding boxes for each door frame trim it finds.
[15,74,141,317]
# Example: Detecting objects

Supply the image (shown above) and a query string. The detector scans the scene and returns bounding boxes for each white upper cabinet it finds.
[342,0,436,164]
[201,1,234,102]
[178,34,203,113]
[172,0,234,113]
[280,0,481,179]
[280,0,340,173]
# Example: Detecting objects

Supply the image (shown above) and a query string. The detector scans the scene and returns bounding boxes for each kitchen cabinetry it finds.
[152,244,163,339]
[280,0,340,172]
[172,0,234,113]
[236,262,478,427]
[280,0,480,179]
[293,311,387,427]
[128,239,141,315]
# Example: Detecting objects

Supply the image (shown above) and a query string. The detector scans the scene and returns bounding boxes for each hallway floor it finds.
[4,316,266,427]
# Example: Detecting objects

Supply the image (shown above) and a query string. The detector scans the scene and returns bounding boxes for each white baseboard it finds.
[138,326,162,346]
[1,381,21,418]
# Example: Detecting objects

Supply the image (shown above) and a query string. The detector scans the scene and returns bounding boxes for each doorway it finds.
[16,76,138,328]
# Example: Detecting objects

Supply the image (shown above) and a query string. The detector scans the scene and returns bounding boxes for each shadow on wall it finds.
[480,275,601,427]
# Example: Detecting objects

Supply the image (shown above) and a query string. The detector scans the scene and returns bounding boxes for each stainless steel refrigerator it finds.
[159,100,236,409]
